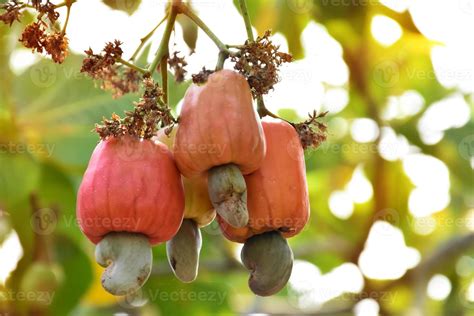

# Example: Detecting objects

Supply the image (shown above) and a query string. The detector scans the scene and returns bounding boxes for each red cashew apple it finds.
[77,135,185,295]
[174,69,266,228]
[218,120,309,296]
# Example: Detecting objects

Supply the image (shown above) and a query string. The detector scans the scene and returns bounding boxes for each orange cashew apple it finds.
[218,120,309,296]
[173,69,266,228]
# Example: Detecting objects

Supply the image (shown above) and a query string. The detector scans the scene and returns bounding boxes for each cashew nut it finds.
[241,231,294,296]
[208,163,249,228]
[95,232,152,296]
[166,219,202,282]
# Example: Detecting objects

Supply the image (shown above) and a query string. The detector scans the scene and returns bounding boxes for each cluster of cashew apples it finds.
[76,69,310,297]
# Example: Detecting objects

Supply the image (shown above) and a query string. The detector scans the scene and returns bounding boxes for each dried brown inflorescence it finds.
[81,40,123,76]
[0,1,23,26]
[99,67,141,98]
[19,21,46,53]
[19,22,69,63]
[94,113,125,140]
[81,40,141,98]
[232,30,292,98]
[191,67,214,84]
[43,32,69,63]
[167,51,187,83]
[35,0,59,23]
[293,111,328,150]
[2,0,70,63]
[95,78,175,140]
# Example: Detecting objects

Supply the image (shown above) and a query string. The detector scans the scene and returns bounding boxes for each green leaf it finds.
[144,276,234,315]
[50,234,93,316]
[234,0,309,59]
[36,163,84,242]
[5,198,35,296]
[0,153,40,206]
[37,163,75,211]
[177,14,198,52]
[12,55,137,169]
[41,131,98,170]
[136,42,151,67]
[274,1,309,59]
[167,71,191,110]
[102,0,141,15]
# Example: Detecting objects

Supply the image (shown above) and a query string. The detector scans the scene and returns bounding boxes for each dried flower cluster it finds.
[34,0,59,23]
[1,0,70,64]
[167,51,187,83]
[191,67,214,84]
[19,21,69,63]
[95,78,176,140]
[19,22,46,53]
[232,30,292,98]
[0,1,22,26]
[94,113,125,139]
[293,111,328,150]
[81,40,123,75]
[81,41,141,98]
[42,31,68,63]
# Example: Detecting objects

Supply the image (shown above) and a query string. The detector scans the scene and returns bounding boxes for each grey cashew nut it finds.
[208,163,249,228]
[166,219,202,282]
[95,232,152,296]
[241,231,294,296]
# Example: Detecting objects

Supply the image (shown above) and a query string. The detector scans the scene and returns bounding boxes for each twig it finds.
[215,50,228,71]
[117,57,149,75]
[256,97,286,121]
[178,3,230,54]
[160,57,168,104]
[129,14,168,62]
[55,0,76,9]
[60,2,72,35]
[238,0,254,42]
[237,0,279,120]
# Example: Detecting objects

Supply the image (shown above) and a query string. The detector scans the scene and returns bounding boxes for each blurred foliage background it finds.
[0,0,473,315]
